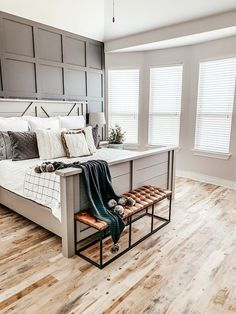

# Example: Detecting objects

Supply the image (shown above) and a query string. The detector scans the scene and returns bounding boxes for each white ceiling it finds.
[0,0,236,46]
[0,0,105,41]
[104,0,236,41]
[111,26,236,52]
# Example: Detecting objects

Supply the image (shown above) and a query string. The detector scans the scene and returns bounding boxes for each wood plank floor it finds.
[0,178,235,314]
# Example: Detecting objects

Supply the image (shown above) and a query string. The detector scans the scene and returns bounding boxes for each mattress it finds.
[0,148,138,221]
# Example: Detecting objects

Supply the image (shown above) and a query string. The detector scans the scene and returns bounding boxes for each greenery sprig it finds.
[108,124,126,144]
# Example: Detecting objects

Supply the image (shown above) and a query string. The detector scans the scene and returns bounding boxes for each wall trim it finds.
[192,149,231,160]
[176,170,236,190]
[105,10,236,52]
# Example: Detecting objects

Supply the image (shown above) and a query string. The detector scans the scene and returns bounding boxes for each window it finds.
[194,58,236,156]
[108,69,139,144]
[148,65,183,146]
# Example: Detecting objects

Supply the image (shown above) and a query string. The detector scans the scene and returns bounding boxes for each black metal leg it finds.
[168,196,172,222]
[100,231,103,268]
[129,216,132,247]
[151,205,154,232]
[75,192,173,269]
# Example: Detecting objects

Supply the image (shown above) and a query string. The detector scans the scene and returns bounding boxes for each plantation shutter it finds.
[108,69,139,144]
[194,58,236,154]
[149,65,183,146]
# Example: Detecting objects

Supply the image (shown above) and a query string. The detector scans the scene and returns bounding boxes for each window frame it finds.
[148,63,184,147]
[107,67,141,146]
[193,56,236,159]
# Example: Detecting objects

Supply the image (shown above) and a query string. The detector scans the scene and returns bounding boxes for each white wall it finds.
[0,0,104,41]
[105,36,236,186]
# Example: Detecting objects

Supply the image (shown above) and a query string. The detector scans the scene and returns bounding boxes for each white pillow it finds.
[83,126,97,154]
[0,117,29,131]
[36,129,66,159]
[62,132,90,158]
[29,117,60,131]
[59,116,85,129]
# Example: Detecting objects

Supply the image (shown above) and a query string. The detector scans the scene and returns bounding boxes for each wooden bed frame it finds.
[0,148,176,258]
[0,99,176,258]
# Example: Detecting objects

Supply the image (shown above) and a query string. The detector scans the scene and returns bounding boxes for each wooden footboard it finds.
[56,149,176,258]
[0,149,175,258]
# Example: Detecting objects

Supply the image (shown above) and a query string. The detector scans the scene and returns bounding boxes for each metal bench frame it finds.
[74,195,172,269]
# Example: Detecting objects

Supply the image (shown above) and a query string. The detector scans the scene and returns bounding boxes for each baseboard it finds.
[176,170,236,190]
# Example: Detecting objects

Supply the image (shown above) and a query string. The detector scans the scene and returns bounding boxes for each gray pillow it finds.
[0,132,13,160]
[8,131,39,161]
[92,126,100,148]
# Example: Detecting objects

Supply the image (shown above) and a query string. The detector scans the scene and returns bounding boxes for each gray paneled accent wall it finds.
[0,11,104,114]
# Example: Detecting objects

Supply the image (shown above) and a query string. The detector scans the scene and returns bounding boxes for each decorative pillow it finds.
[61,131,91,158]
[0,117,29,131]
[28,117,60,131]
[92,126,100,148]
[83,126,97,153]
[36,129,66,160]
[59,116,85,129]
[0,132,13,160]
[8,131,39,161]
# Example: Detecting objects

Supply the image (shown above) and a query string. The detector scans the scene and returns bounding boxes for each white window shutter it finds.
[194,58,236,154]
[148,65,183,146]
[108,69,139,144]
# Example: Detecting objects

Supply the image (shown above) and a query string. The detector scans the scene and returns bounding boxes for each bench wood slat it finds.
[74,186,172,231]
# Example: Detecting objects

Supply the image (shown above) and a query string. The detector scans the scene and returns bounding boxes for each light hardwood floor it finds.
[0,178,235,314]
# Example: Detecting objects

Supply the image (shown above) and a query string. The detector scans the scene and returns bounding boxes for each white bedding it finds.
[0,148,139,221]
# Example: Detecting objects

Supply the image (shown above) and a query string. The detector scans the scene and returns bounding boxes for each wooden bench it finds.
[74,185,172,269]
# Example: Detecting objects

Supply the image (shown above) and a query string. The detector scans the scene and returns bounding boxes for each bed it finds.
[0,100,177,258]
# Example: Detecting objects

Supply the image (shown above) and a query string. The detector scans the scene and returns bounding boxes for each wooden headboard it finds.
[0,99,87,119]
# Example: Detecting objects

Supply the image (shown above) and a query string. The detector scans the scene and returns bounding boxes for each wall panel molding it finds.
[0,11,104,112]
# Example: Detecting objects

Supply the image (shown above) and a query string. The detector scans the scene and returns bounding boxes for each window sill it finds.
[192,149,231,160]
[146,144,181,152]
[123,143,140,150]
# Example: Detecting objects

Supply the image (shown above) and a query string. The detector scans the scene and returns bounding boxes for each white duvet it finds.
[0,148,138,221]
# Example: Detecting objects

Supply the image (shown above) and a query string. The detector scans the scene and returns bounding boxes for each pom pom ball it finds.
[110,243,120,254]
[114,205,124,216]
[46,164,55,172]
[40,163,47,173]
[108,199,117,208]
[118,197,127,206]
[34,165,42,174]
[126,197,135,206]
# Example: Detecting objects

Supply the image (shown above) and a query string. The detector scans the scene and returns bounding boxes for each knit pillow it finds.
[67,125,100,150]
[61,131,91,158]
[36,129,66,160]
[8,131,39,161]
